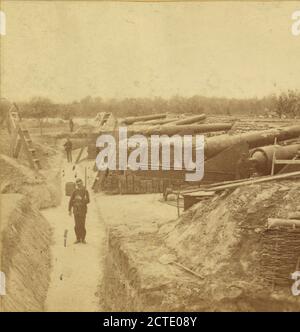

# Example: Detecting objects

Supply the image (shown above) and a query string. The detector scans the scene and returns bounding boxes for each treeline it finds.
[15,92,300,119]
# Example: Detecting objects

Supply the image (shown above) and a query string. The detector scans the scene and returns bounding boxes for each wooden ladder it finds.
[7,106,41,170]
[99,112,111,127]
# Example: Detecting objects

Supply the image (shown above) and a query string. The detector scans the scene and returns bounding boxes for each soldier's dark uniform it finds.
[69,118,74,133]
[64,139,73,163]
[68,186,90,243]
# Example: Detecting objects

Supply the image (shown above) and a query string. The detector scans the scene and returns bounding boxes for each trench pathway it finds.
[43,159,106,311]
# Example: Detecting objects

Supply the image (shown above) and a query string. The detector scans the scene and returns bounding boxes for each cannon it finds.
[142,123,233,136]
[142,114,206,126]
[121,113,166,125]
[144,118,178,126]
[169,114,206,126]
[250,143,300,175]
[201,125,300,160]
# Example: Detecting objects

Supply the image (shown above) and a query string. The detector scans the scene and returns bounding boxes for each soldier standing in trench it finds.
[64,138,73,163]
[68,178,90,244]
[69,118,74,133]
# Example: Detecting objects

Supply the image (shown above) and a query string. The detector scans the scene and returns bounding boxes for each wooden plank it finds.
[180,176,255,194]
[184,191,216,197]
[17,128,35,169]
[277,156,299,174]
[185,170,300,194]
[274,159,300,165]
[267,218,300,229]
[208,171,300,191]
[13,138,22,158]
[75,146,86,164]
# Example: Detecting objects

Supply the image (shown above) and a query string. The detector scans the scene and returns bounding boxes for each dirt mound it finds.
[162,181,300,311]
[100,194,206,311]
[0,194,52,311]
[104,225,208,311]
[0,154,61,209]
[102,183,300,311]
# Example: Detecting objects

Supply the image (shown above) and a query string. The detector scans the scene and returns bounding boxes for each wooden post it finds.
[271,152,276,176]
[75,146,86,164]
[177,192,180,217]
[39,117,43,136]
[270,137,277,176]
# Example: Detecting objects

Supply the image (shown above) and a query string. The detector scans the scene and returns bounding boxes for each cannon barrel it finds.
[121,113,166,125]
[145,118,178,125]
[169,114,206,126]
[250,143,300,175]
[143,123,233,136]
[201,125,300,160]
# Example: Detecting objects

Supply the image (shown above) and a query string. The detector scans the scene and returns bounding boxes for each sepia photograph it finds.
[1,0,300,316]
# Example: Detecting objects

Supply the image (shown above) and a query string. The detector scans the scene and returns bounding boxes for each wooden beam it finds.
[267,218,300,229]
[17,127,35,169]
[185,170,300,194]
[13,138,22,158]
[274,159,300,165]
[75,146,86,164]
[182,191,215,210]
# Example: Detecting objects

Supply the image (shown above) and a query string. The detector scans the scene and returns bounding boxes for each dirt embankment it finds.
[102,182,300,311]
[99,194,198,311]
[0,154,61,210]
[162,181,300,311]
[0,135,63,311]
[0,194,52,311]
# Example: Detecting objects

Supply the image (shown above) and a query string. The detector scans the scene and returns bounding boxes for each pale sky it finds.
[0,1,300,102]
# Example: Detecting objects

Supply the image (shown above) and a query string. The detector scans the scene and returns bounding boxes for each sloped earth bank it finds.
[0,146,62,311]
[0,194,52,311]
[0,153,62,209]
[100,183,300,311]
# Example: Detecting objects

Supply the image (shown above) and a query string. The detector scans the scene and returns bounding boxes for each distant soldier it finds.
[64,138,73,163]
[69,118,74,132]
[68,178,90,244]
[236,153,253,180]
